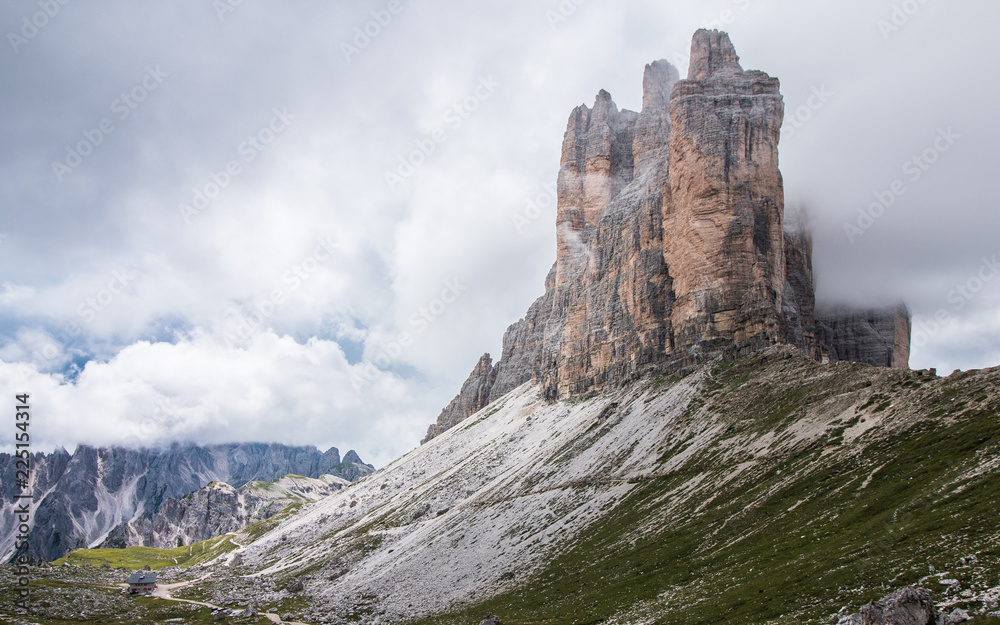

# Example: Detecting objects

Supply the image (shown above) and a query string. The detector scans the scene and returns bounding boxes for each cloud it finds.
[0,330,426,467]
[1,0,999,463]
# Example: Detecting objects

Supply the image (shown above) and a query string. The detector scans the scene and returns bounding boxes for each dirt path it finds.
[146,570,309,624]
[264,614,311,625]
[223,531,247,566]
[150,571,219,608]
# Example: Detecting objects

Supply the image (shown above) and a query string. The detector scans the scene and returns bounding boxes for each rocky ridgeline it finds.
[99,473,352,550]
[0,443,373,562]
[424,29,910,442]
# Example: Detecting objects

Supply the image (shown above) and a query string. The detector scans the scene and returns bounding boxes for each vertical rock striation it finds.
[100,474,351,550]
[782,205,820,359]
[0,443,373,562]
[423,29,911,442]
[816,304,911,369]
[663,30,786,356]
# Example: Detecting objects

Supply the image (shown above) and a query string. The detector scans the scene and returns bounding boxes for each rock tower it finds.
[424,30,910,442]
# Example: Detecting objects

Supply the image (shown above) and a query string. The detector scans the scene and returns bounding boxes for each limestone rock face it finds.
[633,60,679,180]
[663,29,786,354]
[782,207,820,359]
[423,29,911,442]
[422,354,498,443]
[424,61,677,441]
[550,64,677,398]
[816,304,911,369]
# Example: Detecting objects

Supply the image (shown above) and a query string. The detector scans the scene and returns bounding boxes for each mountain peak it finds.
[641,59,679,111]
[687,28,743,80]
[423,29,910,443]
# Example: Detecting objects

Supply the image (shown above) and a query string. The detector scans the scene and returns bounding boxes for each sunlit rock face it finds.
[663,29,787,355]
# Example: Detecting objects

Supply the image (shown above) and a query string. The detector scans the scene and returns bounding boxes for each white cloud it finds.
[1,0,999,464]
[0,328,71,373]
[0,330,426,466]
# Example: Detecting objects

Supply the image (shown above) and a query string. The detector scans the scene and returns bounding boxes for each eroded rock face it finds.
[422,354,498,443]
[663,29,786,354]
[783,206,820,359]
[425,60,677,438]
[816,304,911,369]
[101,474,351,550]
[423,29,910,441]
[0,443,372,562]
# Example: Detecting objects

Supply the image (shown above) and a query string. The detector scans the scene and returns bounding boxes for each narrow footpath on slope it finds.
[144,563,310,625]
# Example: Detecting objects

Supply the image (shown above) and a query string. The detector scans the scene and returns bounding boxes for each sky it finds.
[1,0,998,467]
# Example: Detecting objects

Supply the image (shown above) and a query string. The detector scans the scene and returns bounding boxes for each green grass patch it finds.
[54,533,237,570]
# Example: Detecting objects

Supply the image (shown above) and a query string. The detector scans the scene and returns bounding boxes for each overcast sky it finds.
[1,0,998,467]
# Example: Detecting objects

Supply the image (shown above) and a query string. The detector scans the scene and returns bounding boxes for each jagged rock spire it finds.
[423,30,910,443]
[687,28,743,80]
[634,60,679,179]
[664,28,786,353]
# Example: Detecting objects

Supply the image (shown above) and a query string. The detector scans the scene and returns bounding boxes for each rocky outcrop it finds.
[0,443,373,562]
[835,586,969,625]
[424,29,911,442]
[424,61,678,441]
[234,352,1000,623]
[816,304,911,369]
[338,450,376,481]
[782,207,820,358]
[101,474,350,550]
[422,354,498,442]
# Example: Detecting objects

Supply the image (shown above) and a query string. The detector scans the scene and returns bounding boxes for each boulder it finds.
[836,587,937,625]
[939,608,970,625]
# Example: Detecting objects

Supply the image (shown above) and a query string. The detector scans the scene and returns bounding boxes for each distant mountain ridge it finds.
[100,473,352,550]
[0,442,373,562]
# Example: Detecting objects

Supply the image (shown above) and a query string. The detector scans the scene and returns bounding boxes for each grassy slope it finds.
[52,502,304,570]
[8,508,313,624]
[52,533,235,570]
[13,354,1000,625]
[417,355,1000,625]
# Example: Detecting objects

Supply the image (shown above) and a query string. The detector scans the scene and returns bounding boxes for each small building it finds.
[127,571,157,594]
